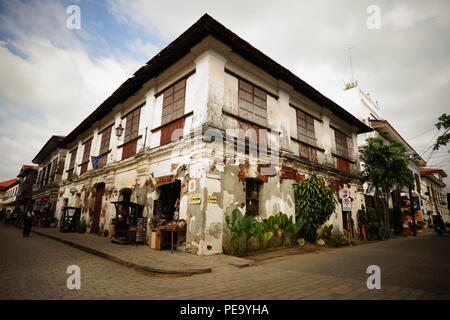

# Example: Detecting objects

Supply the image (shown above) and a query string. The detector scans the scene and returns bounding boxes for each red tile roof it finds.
[0,178,19,189]
[420,168,448,177]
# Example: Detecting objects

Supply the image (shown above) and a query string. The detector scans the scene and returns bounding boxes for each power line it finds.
[420,130,440,156]
[406,127,436,141]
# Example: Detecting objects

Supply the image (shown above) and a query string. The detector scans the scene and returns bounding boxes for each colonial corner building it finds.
[40,15,373,255]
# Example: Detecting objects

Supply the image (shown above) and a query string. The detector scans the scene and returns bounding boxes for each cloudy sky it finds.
[0,0,449,189]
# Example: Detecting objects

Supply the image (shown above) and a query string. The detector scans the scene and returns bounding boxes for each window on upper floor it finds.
[67,148,77,178]
[80,138,92,175]
[334,129,354,160]
[299,143,318,163]
[50,158,58,182]
[238,79,267,127]
[162,78,186,126]
[296,109,318,163]
[99,125,112,155]
[98,125,112,168]
[121,106,142,160]
[297,110,316,146]
[124,108,141,144]
[159,79,187,146]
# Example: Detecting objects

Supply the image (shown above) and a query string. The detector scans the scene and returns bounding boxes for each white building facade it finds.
[55,15,372,255]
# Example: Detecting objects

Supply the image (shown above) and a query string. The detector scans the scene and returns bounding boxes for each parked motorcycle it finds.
[432,215,445,236]
[434,223,444,236]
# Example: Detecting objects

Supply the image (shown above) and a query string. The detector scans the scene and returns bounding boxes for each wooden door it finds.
[91,184,105,233]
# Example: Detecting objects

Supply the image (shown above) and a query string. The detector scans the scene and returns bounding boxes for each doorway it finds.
[119,188,132,202]
[153,180,181,219]
[91,183,105,234]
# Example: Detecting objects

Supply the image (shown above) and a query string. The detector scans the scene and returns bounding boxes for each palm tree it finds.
[359,138,413,238]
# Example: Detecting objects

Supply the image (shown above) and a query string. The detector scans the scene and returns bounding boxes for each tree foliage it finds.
[359,137,413,238]
[433,113,450,151]
[293,174,337,242]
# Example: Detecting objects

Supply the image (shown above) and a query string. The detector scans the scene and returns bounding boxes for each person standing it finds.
[23,206,34,238]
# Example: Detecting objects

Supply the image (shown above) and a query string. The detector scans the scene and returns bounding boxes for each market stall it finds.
[111,201,145,245]
[148,217,186,252]
[60,206,81,232]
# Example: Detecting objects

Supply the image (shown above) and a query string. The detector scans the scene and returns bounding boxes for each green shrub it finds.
[320,224,348,247]
[225,209,245,255]
[77,219,87,233]
[365,208,382,240]
[293,174,337,242]
[225,210,302,255]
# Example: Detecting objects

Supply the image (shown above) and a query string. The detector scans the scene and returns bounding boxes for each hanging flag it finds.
[91,155,103,170]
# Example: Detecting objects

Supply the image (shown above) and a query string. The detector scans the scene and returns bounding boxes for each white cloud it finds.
[129,38,160,58]
[0,0,142,180]
[1,0,449,190]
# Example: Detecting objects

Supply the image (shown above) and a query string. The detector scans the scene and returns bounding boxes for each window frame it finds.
[98,125,112,156]
[333,128,354,160]
[162,78,186,126]
[238,78,268,127]
[296,109,316,146]
[123,107,141,145]
[245,178,261,217]
[81,138,93,165]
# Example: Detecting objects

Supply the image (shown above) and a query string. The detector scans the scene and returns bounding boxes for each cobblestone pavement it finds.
[1,223,449,300]
[25,225,252,274]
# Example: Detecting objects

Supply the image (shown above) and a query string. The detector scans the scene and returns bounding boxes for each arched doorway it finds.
[91,183,105,234]
[119,188,132,203]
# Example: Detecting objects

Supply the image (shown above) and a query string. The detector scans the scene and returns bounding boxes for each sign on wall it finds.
[190,194,201,204]
[342,197,352,212]
[207,195,217,203]
[338,189,350,200]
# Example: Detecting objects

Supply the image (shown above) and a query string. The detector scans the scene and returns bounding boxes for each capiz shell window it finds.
[238,79,267,126]
[124,107,141,144]
[162,78,186,125]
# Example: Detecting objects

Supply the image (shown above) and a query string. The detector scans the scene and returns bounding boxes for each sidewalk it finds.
[22,225,254,276]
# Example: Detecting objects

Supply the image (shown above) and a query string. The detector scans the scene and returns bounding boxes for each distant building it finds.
[31,135,67,217]
[0,178,20,210]
[339,86,427,221]
[15,165,38,212]
[420,168,449,223]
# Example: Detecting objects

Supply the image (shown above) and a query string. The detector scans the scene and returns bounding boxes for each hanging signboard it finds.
[155,175,176,187]
[190,194,201,204]
[342,197,352,212]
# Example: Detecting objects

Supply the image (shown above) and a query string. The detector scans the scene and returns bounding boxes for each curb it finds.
[12,224,212,276]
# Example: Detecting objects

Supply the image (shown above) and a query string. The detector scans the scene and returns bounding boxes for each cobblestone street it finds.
[1,223,449,300]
